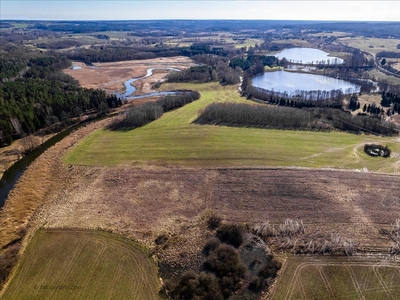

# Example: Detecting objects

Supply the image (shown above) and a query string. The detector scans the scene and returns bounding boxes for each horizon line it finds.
[3,19,400,22]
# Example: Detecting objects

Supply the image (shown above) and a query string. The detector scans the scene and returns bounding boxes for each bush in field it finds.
[203,238,221,256]
[257,254,282,281]
[364,144,391,158]
[203,244,246,298]
[216,224,244,248]
[207,215,222,230]
[170,271,223,300]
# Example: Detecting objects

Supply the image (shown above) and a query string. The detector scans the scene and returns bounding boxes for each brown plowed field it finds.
[1,115,400,285]
[37,165,400,253]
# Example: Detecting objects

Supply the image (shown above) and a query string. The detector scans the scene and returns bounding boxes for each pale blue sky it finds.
[1,1,400,21]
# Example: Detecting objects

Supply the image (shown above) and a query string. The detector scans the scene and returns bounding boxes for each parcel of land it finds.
[1,20,400,300]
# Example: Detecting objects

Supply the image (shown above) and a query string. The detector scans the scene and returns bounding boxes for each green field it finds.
[234,38,264,49]
[271,256,400,299]
[338,37,400,54]
[64,82,399,172]
[2,229,160,300]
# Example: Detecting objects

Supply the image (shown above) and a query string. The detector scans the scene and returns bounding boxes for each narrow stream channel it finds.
[0,122,88,209]
[115,67,180,99]
[0,68,182,209]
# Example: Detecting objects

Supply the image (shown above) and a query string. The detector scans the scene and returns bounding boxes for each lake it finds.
[276,48,343,65]
[251,71,360,95]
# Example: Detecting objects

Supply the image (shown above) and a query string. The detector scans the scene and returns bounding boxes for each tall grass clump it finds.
[252,219,304,238]
[389,219,400,255]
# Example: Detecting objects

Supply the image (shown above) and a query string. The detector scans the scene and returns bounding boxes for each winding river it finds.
[115,68,181,100]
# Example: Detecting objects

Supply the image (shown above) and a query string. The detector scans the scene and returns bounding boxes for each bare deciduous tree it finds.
[20,135,41,154]
[10,117,23,137]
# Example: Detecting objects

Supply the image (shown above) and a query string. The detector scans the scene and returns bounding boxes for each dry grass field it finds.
[36,166,400,253]
[2,229,160,300]
[63,56,195,93]
[271,255,400,299]
[337,37,400,54]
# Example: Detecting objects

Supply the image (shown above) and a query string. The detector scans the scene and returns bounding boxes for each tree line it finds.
[166,56,241,85]
[194,102,399,136]
[381,91,400,115]
[242,78,345,106]
[113,91,200,129]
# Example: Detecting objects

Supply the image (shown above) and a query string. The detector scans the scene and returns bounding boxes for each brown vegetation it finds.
[63,57,195,93]
[1,114,400,293]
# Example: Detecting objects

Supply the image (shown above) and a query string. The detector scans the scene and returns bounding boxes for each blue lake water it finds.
[276,48,343,65]
[252,71,360,95]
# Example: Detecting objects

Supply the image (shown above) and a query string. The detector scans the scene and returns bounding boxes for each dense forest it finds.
[0,48,118,147]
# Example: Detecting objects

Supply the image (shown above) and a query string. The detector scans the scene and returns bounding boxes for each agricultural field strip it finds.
[64,81,400,173]
[2,229,160,300]
[285,261,400,300]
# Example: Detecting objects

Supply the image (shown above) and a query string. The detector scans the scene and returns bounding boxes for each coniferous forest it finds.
[0,48,118,147]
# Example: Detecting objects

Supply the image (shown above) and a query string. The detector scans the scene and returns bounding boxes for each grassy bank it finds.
[2,229,160,300]
[64,82,399,173]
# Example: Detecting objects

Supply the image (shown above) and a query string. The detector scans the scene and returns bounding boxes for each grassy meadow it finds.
[271,256,400,300]
[2,229,160,300]
[64,82,399,173]
[338,37,400,54]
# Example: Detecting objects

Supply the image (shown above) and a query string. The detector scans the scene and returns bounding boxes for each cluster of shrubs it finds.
[113,91,200,129]
[167,217,281,299]
[364,144,391,158]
